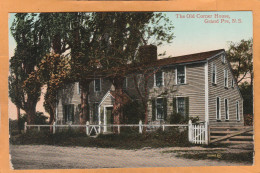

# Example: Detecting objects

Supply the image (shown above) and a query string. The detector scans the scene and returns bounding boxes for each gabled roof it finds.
[151,49,225,67]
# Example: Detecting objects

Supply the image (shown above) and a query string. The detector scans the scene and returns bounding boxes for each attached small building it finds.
[56,49,244,129]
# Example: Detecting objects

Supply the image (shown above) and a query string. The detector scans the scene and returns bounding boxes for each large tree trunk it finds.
[111,77,124,133]
[16,106,21,132]
[80,80,91,125]
[25,105,36,125]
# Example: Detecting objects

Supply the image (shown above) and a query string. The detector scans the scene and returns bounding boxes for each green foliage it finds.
[170,111,189,124]
[122,100,145,124]
[226,39,253,84]
[239,81,253,115]
[189,116,200,123]
[18,112,48,128]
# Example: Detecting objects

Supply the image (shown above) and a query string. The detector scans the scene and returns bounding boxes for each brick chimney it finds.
[138,45,157,63]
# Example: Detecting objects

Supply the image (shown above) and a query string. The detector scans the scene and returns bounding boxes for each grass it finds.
[10,127,193,149]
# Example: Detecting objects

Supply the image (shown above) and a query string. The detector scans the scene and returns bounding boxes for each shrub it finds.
[122,100,145,124]
[170,111,189,124]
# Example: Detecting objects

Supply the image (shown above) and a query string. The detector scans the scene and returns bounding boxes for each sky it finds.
[8,11,253,119]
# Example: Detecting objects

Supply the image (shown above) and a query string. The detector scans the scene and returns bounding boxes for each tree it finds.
[94,12,174,128]
[226,39,253,85]
[9,13,49,124]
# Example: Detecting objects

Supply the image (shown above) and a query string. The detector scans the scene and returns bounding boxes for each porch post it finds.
[139,120,142,134]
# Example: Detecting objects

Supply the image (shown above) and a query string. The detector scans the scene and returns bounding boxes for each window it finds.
[156,98,164,120]
[63,104,74,123]
[123,77,127,90]
[94,79,101,92]
[231,79,234,88]
[77,82,81,94]
[212,63,217,84]
[176,66,186,84]
[224,69,228,88]
[236,101,240,121]
[224,98,229,120]
[154,71,164,87]
[216,97,221,120]
[221,54,226,64]
[177,97,185,116]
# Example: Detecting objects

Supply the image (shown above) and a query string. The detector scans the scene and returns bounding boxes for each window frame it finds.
[221,54,226,64]
[236,101,240,121]
[77,82,81,95]
[123,77,128,90]
[175,65,186,85]
[216,96,221,120]
[224,98,229,120]
[231,79,234,88]
[212,63,217,84]
[154,71,164,87]
[224,69,228,88]
[176,96,186,117]
[155,97,164,120]
[94,78,101,92]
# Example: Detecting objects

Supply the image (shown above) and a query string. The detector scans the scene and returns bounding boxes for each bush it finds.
[170,112,189,124]
[122,100,145,124]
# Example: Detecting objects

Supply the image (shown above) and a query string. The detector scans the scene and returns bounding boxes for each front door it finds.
[104,106,113,132]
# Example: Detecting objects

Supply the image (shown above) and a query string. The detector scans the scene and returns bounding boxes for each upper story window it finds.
[77,82,81,94]
[221,54,226,64]
[123,77,128,90]
[212,63,217,84]
[216,97,221,120]
[94,78,101,92]
[231,79,234,88]
[224,69,228,88]
[156,98,164,120]
[236,101,240,121]
[176,66,186,84]
[224,98,229,120]
[154,71,164,87]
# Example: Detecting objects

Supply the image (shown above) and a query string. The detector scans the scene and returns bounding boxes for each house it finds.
[55,48,244,131]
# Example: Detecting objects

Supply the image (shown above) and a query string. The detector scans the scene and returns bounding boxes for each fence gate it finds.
[188,120,208,144]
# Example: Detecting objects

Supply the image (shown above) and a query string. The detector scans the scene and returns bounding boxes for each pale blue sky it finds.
[9,11,252,57]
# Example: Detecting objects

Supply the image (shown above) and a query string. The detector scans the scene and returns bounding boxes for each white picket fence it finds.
[24,120,209,145]
[188,120,208,144]
[24,121,188,135]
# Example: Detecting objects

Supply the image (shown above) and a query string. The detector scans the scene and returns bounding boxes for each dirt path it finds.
[10,145,251,169]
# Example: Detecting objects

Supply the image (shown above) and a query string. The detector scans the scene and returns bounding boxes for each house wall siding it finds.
[208,54,244,126]
[146,63,206,123]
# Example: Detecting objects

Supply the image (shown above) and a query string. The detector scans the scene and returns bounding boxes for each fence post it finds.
[205,121,208,145]
[86,121,90,136]
[139,120,142,134]
[118,125,120,134]
[24,122,27,133]
[98,121,101,134]
[53,122,56,134]
[38,126,40,132]
[162,124,165,131]
[188,120,193,143]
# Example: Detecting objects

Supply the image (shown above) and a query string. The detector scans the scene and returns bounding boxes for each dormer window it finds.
[94,79,101,92]
[212,63,217,84]
[176,66,186,84]
[154,71,164,87]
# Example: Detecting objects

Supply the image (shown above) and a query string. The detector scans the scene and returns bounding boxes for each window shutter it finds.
[152,98,156,121]
[71,105,74,122]
[185,97,189,118]
[163,98,167,121]
[63,105,66,123]
[173,97,177,113]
